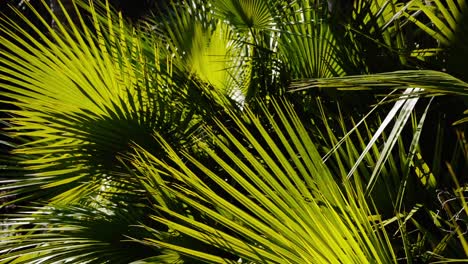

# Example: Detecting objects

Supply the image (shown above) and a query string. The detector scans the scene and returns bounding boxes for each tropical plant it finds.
[1,0,467,263]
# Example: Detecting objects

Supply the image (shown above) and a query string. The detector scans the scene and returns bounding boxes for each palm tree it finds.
[1,0,467,263]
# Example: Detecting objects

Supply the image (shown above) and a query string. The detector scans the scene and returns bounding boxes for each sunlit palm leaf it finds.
[153,0,252,104]
[212,0,273,31]
[290,70,456,197]
[404,0,468,46]
[131,99,396,263]
[290,68,468,260]
[290,69,468,125]
[290,70,468,95]
[403,0,468,100]
[0,1,202,205]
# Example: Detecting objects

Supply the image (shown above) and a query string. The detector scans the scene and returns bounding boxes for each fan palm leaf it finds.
[274,0,344,78]
[212,0,273,31]
[130,99,396,263]
[289,69,468,261]
[0,0,208,206]
[153,1,252,104]
[0,204,167,263]
[1,0,467,262]
[289,69,468,200]
[404,0,467,47]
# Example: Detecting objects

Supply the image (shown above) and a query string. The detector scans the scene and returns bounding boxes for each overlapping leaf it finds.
[131,99,396,263]
[0,1,203,205]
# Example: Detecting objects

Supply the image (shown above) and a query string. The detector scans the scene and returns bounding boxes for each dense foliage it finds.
[1,0,467,263]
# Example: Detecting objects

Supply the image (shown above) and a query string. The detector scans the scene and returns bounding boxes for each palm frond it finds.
[154,1,252,104]
[275,0,344,78]
[298,94,468,261]
[290,70,468,95]
[0,0,203,205]
[0,204,165,263]
[131,98,396,263]
[404,0,467,47]
[403,0,468,80]
[290,69,468,125]
[289,71,468,260]
[212,0,273,31]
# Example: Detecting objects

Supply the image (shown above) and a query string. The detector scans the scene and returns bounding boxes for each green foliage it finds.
[131,99,396,263]
[1,0,467,263]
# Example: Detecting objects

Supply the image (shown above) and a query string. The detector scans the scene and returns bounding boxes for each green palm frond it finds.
[290,69,468,125]
[275,0,344,78]
[327,0,416,74]
[212,0,273,31]
[403,0,468,80]
[290,70,468,95]
[152,0,252,104]
[1,0,467,263]
[0,204,165,263]
[290,70,455,197]
[131,99,396,263]
[404,0,467,47]
[0,1,204,205]
[289,69,468,260]
[289,91,467,261]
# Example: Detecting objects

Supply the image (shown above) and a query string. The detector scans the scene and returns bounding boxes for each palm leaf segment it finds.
[132,99,396,263]
[274,0,344,79]
[218,0,344,79]
[0,204,167,263]
[404,0,467,47]
[0,1,207,204]
[156,0,253,104]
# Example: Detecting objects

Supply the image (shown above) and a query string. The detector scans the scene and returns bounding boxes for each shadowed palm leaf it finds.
[0,204,166,263]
